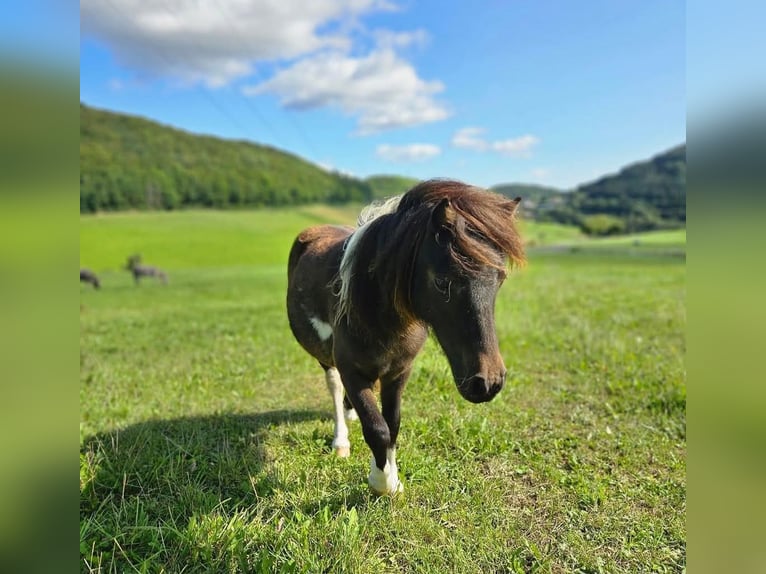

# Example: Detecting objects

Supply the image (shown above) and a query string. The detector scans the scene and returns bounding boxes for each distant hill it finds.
[80,104,685,235]
[365,175,421,200]
[491,183,564,220]
[80,104,371,212]
[567,145,686,232]
[496,146,686,234]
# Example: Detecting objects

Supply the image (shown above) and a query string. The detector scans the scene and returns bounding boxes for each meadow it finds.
[80,207,685,573]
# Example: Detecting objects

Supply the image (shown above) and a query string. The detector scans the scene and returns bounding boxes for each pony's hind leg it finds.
[324,367,351,457]
[343,393,358,421]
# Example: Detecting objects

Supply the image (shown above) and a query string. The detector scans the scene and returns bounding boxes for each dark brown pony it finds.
[80,268,101,289]
[126,254,168,285]
[287,180,524,494]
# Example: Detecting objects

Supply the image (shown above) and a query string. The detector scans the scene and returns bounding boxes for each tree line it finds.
[80,104,372,213]
[81,104,686,237]
[494,145,686,235]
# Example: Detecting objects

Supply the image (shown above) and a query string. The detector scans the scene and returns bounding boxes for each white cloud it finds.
[450,127,488,151]
[530,168,550,180]
[452,127,540,157]
[80,0,394,87]
[246,49,449,133]
[373,29,429,50]
[81,0,447,132]
[491,135,540,157]
[376,143,441,162]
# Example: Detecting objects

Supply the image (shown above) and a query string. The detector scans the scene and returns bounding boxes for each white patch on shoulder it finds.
[309,316,333,341]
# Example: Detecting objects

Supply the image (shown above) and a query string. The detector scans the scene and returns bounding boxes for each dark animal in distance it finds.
[287,179,524,495]
[125,255,168,285]
[80,268,101,289]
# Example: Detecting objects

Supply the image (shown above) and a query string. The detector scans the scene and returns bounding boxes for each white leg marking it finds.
[310,316,333,341]
[368,447,403,495]
[325,368,350,457]
[344,408,358,421]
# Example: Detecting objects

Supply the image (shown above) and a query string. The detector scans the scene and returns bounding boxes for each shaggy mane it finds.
[336,179,525,324]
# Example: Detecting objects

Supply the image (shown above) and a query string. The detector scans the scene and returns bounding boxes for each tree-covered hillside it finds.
[80,104,372,212]
[491,183,564,220]
[549,145,686,233]
[80,104,685,236]
[494,146,686,235]
[365,175,421,200]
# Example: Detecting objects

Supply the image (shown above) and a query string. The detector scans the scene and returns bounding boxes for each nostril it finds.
[470,375,488,396]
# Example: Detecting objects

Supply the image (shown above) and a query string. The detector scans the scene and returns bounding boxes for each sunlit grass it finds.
[80,209,685,573]
[584,228,686,247]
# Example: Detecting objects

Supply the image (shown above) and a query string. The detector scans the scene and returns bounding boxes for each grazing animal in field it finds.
[125,254,168,285]
[286,179,524,495]
[80,268,101,289]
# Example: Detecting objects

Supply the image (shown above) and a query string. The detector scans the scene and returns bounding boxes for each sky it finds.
[78,0,686,190]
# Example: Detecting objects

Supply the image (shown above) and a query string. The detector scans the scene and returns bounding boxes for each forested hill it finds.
[493,145,686,234]
[365,175,421,200]
[80,104,372,212]
[490,183,563,220]
[80,104,685,234]
[545,145,686,233]
[567,144,686,232]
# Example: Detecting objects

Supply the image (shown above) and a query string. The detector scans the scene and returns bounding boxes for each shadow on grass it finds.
[80,409,359,521]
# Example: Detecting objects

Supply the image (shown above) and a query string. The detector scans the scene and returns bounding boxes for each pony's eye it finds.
[433,275,450,296]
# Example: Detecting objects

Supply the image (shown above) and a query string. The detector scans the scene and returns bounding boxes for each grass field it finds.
[80,208,685,573]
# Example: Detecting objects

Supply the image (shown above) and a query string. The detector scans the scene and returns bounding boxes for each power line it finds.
[209,0,320,158]
[153,0,285,144]
[100,0,284,147]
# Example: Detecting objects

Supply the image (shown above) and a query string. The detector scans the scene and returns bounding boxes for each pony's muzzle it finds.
[461,369,506,403]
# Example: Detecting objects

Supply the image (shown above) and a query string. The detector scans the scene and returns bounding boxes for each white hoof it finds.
[368,450,403,495]
[332,437,350,458]
[334,445,350,458]
[369,478,404,496]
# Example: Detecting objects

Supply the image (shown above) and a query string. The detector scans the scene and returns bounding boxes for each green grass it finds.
[527,227,686,260]
[517,221,586,247]
[581,229,686,249]
[79,205,363,271]
[80,209,686,573]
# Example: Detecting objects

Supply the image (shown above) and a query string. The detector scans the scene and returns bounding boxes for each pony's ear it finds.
[432,198,457,230]
[506,196,522,215]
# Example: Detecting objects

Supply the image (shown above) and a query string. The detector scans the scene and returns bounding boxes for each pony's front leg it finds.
[344,382,402,495]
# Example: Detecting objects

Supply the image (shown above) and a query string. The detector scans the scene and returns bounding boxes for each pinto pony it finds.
[287,180,524,495]
[80,268,101,289]
[125,254,168,285]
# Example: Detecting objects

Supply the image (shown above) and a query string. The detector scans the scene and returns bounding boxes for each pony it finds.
[80,268,101,289]
[125,254,168,285]
[286,180,524,495]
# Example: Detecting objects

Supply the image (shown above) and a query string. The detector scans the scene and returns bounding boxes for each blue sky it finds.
[79,0,685,189]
